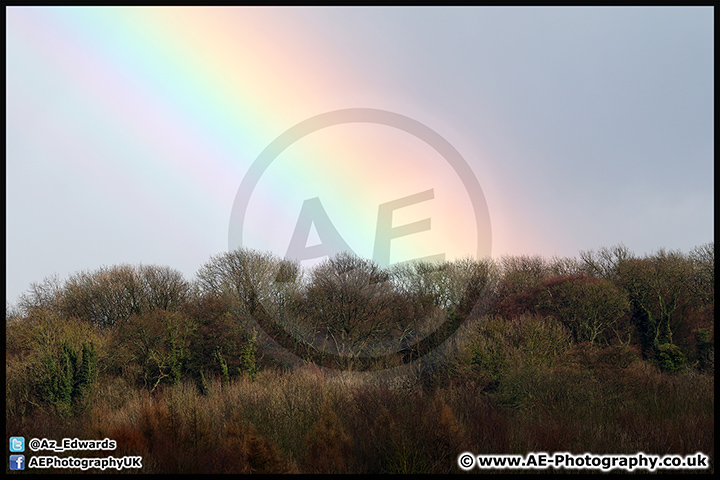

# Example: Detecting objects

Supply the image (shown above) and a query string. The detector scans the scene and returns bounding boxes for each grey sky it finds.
[6,7,713,306]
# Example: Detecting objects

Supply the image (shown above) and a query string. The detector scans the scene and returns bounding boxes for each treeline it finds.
[5,243,714,473]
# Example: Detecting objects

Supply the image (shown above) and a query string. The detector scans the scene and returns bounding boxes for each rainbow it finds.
[8,7,496,270]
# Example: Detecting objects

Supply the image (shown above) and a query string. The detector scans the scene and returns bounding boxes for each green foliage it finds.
[39,341,97,413]
[75,342,97,399]
[113,310,196,391]
[215,349,230,386]
[655,343,686,373]
[241,332,259,381]
[615,249,697,353]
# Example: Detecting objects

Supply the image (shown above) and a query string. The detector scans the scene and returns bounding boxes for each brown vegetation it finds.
[5,244,714,473]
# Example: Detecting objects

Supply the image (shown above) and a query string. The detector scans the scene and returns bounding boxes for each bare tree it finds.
[615,248,697,350]
[16,274,63,316]
[689,242,714,307]
[579,244,632,279]
[19,264,193,328]
[535,275,631,344]
[195,248,285,317]
[288,252,423,368]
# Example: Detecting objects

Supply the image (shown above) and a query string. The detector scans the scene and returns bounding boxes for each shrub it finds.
[655,343,687,373]
[303,403,352,473]
[464,314,572,383]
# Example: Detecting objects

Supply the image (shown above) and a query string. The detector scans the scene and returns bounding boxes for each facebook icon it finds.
[10,454,25,470]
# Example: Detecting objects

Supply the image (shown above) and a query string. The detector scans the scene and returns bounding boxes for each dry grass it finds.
[6,328,714,474]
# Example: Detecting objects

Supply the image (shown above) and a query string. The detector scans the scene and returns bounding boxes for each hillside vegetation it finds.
[6,243,714,473]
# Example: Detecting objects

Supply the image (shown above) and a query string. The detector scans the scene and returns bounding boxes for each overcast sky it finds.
[6,6,714,305]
